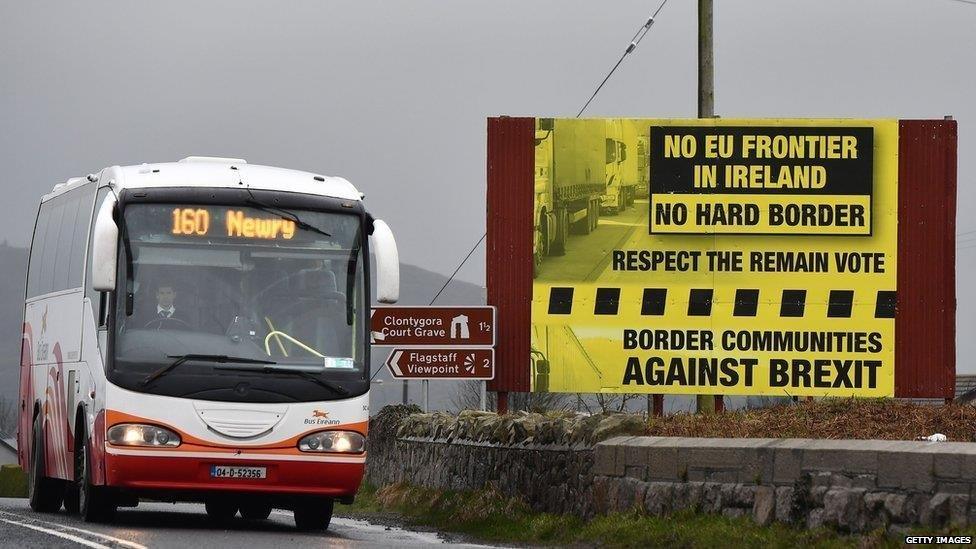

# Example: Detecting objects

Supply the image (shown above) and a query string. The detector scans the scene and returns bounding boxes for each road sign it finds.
[370,306,495,347]
[385,348,495,380]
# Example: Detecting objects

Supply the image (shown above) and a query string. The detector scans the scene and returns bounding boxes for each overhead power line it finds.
[372,4,675,385]
[405,2,675,320]
[369,232,488,383]
[429,233,487,306]
[576,0,671,118]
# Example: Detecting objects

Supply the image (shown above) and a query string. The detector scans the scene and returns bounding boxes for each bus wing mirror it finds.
[91,194,118,292]
[370,219,399,304]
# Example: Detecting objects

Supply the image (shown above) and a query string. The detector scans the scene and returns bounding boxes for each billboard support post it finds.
[697,0,717,415]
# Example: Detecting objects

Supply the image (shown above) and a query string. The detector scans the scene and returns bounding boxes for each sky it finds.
[1,0,974,369]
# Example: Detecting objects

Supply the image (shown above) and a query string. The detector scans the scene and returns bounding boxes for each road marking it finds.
[330,517,452,544]
[273,511,495,547]
[0,517,111,548]
[0,511,148,549]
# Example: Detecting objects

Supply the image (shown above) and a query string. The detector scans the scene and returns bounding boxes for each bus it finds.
[17,156,399,530]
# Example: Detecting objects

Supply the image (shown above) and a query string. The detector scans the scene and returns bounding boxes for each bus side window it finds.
[52,193,79,292]
[85,187,113,327]
[38,198,65,296]
[26,203,51,298]
[69,185,95,290]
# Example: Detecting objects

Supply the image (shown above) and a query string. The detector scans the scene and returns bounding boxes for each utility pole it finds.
[698,0,714,119]
[696,0,717,415]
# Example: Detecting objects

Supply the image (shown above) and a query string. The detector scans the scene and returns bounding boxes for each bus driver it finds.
[136,283,194,330]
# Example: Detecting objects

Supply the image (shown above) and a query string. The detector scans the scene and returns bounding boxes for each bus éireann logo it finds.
[305,410,340,426]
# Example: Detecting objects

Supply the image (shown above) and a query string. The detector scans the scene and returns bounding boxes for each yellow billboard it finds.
[530,118,897,397]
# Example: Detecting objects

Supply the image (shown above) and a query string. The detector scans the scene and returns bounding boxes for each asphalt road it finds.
[0,498,495,548]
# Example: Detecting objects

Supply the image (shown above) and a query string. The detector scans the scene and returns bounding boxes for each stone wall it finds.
[365,407,976,533]
[364,406,646,516]
[368,436,596,515]
[593,436,976,533]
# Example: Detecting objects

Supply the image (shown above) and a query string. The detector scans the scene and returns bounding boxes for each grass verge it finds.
[647,399,976,441]
[341,483,971,548]
[0,464,27,498]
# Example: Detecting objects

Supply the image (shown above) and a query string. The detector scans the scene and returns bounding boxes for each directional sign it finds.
[385,348,495,380]
[370,306,495,347]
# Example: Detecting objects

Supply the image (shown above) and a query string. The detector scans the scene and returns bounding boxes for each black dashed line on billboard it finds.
[544,288,897,318]
[548,287,574,315]
[875,290,896,319]
[734,289,760,317]
[827,290,855,318]
[780,289,806,317]
[594,288,621,315]
[688,289,713,316]
[641,288,667,316]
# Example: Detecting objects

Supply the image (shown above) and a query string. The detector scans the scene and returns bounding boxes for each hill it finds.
[368,263,485,411]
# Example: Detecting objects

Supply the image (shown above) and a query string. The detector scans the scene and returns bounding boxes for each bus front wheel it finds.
[294,499,334,531]
[78,424,117,522]
[28,414,64,513]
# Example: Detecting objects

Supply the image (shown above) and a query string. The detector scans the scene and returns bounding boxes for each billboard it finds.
[530,118,898,397]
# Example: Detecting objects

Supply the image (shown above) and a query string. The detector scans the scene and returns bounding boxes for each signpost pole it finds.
[697,0,717,415]
[480,381,487,411]
[423,380,429,412]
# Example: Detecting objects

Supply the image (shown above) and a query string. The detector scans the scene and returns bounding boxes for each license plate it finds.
[210,465,266,479]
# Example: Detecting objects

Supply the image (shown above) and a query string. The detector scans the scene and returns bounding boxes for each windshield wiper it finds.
[346,232,362,326]
[244,191,332,238]
[216,364,349,396]
[140,354,277,387]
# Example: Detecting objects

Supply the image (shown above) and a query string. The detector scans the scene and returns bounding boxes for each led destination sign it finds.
[170,208,297,240]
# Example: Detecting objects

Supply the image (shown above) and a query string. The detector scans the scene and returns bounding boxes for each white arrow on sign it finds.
[386,350,405,377]
[369,309,385,343]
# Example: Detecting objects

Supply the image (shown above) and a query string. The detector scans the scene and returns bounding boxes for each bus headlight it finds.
[298,431,365,453]
[108,424,181,447]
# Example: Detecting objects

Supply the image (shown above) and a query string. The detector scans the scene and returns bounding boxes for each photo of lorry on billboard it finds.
[530,118,898,397]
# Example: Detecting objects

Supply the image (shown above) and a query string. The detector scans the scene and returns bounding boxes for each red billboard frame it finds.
[486,117,957,400]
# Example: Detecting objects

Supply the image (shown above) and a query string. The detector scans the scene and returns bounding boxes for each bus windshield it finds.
[110,202,367,403]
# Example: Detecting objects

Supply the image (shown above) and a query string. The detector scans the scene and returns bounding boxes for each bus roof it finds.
[43,157,362,202]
